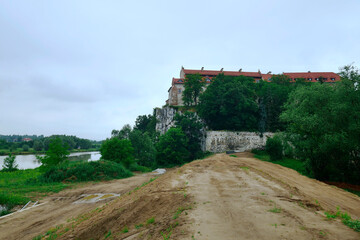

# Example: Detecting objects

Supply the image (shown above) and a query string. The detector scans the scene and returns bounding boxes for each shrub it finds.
[100,138,134,168]
[39,160,133,183]
[1,154,18,172]
[156,128,190,167]
[129,130,156,168]
[0,191,29,214]
[22,144,29,152]
[37,137,69,168]
[266,135,283,161]
[128,163,152,173]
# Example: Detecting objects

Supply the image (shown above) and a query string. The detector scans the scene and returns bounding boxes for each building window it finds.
[178,89,181,93]
[331,78,335,81]
[255,80,260,83]
[308,78,312,81]
[323,78,328,81]
[205,77,211,82]
[268,78,272,82]
[178,79,183,83]
[315,78,319,81]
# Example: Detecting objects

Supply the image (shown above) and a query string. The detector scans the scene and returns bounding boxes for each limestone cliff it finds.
[155,106,178,135]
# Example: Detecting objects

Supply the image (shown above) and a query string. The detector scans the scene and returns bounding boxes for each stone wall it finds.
[155,106,274,153]
[203,131,274,153]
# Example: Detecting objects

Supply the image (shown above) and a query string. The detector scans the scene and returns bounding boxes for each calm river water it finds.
[0,152,101,170]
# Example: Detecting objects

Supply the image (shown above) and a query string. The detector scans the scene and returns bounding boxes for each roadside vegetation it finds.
[256,65,360,186]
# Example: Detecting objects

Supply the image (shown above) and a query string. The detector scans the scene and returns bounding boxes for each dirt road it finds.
[1,153,359,239]
[0,173,155,240]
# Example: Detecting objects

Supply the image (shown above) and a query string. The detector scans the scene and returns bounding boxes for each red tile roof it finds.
[172,78,184,84]
[283,72,340,81]
[174,69,341,84]
[183,69,262,78]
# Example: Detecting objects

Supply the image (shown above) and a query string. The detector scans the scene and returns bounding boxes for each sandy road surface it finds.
[0,173,155,240]
[1,153,359,240]
[185,153,360,240]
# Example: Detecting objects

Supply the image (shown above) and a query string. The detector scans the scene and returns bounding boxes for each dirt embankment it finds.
[1,153,359,240]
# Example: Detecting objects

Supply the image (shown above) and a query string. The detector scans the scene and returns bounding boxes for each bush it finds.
[0,191,29,215]
[100,138,134,168]
[128,163,152,173]
[1,154,18,172]
[39,160,133,183]
[129,130,156,168]
[22,144,29,152]
[266,135,283,161]
[156,128,190,167]
[37,137,69,168]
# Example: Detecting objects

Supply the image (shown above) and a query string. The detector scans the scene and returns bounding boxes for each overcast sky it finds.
[1,0,359,140]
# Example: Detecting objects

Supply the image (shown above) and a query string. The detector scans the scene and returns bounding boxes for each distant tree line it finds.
[0,134,100,153]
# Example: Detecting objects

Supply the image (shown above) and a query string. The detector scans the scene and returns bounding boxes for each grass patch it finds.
[135,223,143,229]
[229,155,237,158]
[251,150,308,176]
[0,168,72,215]
[146,217,155,225]
[324,207,360,232]
[268,207,281,213]
[239,166,249,170]
[104,230,112,239]
[121,226,129,233]
[130,177,157,194]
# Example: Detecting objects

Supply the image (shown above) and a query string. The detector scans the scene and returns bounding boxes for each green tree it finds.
[174,112,204,160]
[100,138,134,168]
[265,136,283,161]
[182,73,205,106]
[37,137,69,167]
[33,140,43,151]
[156,128,190,167]
[129,130,156,167]
[271,74,291,85]
[198,74,258,131]
[339,64,360,88]
[2,154,18,172]
[22,144,29,152]
[256,77,293,132]
[112,124,132,140]
[280,72,360,183]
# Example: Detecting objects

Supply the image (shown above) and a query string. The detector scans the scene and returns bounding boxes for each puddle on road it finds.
[74,193,120,204]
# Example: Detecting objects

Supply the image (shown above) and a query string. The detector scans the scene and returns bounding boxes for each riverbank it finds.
[0,168,76,216]
[0,148,99,156]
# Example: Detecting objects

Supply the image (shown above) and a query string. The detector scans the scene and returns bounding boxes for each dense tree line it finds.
[105,111,205,169]
[184,65,360,184]
[278,65,360,184]
[0,134,99,153]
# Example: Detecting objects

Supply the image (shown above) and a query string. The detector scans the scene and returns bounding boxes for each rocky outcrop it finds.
[203,131,274,153]
[155,106,178,135]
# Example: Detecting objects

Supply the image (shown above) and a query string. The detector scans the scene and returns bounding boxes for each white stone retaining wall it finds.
[203,131,274,153]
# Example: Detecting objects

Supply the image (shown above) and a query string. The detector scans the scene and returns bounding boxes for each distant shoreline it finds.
[0,149,99,156]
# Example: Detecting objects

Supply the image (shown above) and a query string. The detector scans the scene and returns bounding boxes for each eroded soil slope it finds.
[1,153,359,240]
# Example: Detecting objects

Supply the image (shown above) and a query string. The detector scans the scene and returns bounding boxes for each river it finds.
[0,152,101,170]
